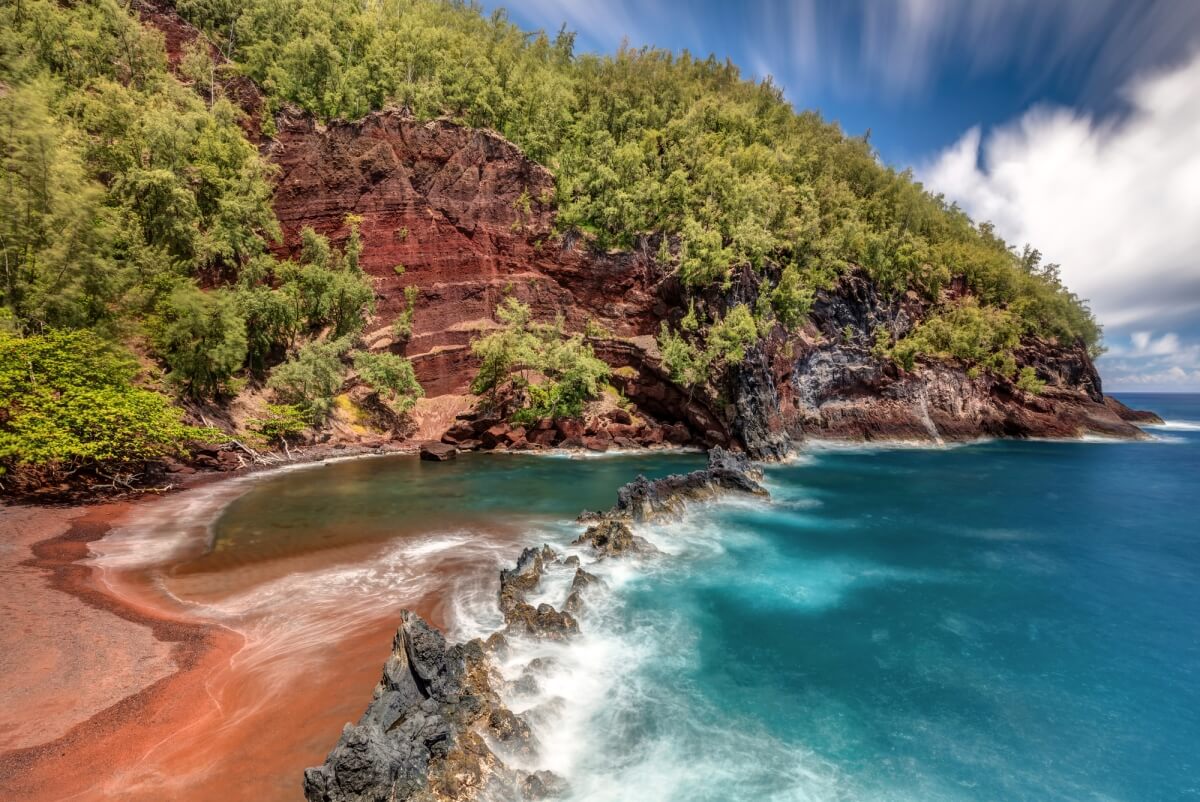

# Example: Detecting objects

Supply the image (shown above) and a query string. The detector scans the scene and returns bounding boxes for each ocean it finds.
[96,393,1200,800]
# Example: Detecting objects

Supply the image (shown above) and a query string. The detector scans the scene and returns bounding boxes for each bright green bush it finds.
[889,298,1021,378]
[470,298,609,420]
[706,305,759,364]
[770,265,815,332]
[247,403,309,446]
[0,330,218,481]
[353,351,424,413]
[1016,366,1047,395]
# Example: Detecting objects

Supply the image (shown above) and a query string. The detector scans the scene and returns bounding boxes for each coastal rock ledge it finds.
[303,448,766,802]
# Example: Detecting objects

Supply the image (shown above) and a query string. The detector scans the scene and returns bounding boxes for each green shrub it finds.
[889,298,1021,377]
[266,338,352,423]
[248,403,308,446]
[657,322,707,387]
[353,351,424,413]
[392,285,419,341]
[770,265,815,332]
[706,305,759,363]
[1016,366,1047,395]
[0,330,218,482]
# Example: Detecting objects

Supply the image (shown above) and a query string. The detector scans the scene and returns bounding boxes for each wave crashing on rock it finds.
[303,447,766,802]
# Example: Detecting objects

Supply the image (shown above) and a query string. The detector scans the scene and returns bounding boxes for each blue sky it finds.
[480,0,1200,392]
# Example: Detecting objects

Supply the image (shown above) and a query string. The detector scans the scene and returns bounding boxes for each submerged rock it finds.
[571,520,656,558]
[519,769,568,799]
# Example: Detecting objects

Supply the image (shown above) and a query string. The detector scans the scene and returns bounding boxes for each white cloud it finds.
[921,52,1200,389]
[1127,332,1182,357]
[1100,329,1200,390]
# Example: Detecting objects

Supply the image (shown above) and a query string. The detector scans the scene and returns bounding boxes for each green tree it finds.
[267,337,353,422]
[353,350,424,413]
[152,284,248,398]
[469,297,609,420]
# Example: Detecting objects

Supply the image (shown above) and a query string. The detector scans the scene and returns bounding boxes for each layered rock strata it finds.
[135,1,1161,461]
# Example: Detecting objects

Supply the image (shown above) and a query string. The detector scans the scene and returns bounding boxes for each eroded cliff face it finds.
[265,110,1144,454]
[269,111,669,396]
[133,1,1145,456]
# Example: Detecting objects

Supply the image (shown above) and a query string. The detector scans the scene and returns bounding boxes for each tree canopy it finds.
[176,0,1102,360]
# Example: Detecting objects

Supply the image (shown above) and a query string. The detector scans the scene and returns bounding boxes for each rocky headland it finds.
[0,0,1150,506]
[302,448,766,802]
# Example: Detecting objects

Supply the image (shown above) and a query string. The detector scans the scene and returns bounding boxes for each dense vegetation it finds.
[176,0,1102,369]
[0,0,1106,485]
[0,0,419,484]
[0,330,218,488]
[471,298,609,423]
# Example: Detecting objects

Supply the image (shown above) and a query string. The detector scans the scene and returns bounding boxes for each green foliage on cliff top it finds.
[177,0,1102,358]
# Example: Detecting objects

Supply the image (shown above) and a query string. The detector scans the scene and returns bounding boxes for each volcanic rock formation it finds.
[135,0,1156,460]
[303,449,769,802]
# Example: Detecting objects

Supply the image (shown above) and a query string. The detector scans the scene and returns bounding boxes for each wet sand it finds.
[0,499,240,799]
[0,462,508,802]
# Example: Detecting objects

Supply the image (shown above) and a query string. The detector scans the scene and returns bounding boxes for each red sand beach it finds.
[0,467,509,801]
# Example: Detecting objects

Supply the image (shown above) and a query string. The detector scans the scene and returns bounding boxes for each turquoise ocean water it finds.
[208,393,1199,801]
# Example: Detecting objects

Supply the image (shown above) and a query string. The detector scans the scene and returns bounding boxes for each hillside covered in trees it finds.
[1,0,1111,490]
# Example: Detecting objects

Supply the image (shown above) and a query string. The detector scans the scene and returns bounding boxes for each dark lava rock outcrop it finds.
[607,447,767,522]
[304,448,769,801]
[303,612,503,802]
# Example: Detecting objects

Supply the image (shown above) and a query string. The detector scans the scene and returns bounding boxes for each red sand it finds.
[0,486,468,802]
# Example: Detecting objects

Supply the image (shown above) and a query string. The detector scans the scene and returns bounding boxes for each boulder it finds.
[470,417,501,436]
[582,436,610,452]
[420,442,458,461]
[442,421,476,443]
[528,428,559,447]
[663,423,692,445]
[637,426,665,446]
[480,424,509,449]
[555,418,585,439]
[606,408,633,425]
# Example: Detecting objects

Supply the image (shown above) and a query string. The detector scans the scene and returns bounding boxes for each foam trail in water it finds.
[466,497,861,802]
[1145,420,1200,431]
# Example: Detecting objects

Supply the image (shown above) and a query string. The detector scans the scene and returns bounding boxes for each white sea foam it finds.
[458,493,861,800]
[800,436,990,454]
[1145,419,1200,432]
